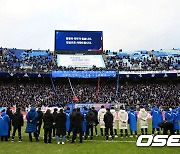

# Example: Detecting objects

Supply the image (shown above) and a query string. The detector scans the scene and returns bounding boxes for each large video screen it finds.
[55,30,103,52]
[57,54,105,68]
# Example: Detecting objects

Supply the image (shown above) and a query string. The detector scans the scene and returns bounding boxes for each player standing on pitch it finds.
[128,107,137,137]
[151,106,163,135]
[139,106,148,135]
[98,105,106,137]
[118,106,128,138]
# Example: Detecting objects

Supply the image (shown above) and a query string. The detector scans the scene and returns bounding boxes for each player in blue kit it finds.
[82,107,88,137]
[165,108,174,122]
[172,107,179,134]
[65,107,71,135]
[128,107,137,137]
[178,106,180,127]
[151,106,163,135]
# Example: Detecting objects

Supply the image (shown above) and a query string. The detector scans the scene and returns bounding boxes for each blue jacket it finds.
[82,110,88,132]
[25,107,38,133]
[165,110,174,122]
[172,109,179,130]
[0,112,10,136]
[128,110,137,131]
[66,110,71,132]
[151,107,163,128]
[178,107,180,120]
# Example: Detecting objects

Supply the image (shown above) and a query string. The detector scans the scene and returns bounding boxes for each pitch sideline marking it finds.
[84,140,136,143]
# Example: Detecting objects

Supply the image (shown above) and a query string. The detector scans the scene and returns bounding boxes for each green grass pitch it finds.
[0,121,179,154]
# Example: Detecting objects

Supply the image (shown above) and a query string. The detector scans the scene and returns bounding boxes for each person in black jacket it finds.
[85,108,95,140]
[36,108,43,138]
[52,108,58,137]
[158,121,174,135]
[72,108,84,143]
[104,108,114,141]
[92,107,98,136]
[67,108,76,140]
[6,107,13,138]
[43,109,53,143]
[11,108,24,142]
[55,109,66,144]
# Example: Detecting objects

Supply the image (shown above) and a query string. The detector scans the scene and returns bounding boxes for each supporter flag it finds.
[73,96,78,102]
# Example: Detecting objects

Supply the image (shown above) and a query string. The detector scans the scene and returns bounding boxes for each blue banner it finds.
[0,70,179,78]
[52,71,116,78]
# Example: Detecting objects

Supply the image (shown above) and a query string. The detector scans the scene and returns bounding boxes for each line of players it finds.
[65,105,180,141]
[0,105,179,143]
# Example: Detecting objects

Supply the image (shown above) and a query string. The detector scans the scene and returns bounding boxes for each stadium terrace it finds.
[0,46,179,152]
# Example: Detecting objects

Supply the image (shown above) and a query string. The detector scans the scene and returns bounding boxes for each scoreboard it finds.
[55,30,103,54]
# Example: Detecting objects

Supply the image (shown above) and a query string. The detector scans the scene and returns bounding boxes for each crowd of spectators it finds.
[0,79,179,110]
[0,47,179,109]
[105,51,180,71]
[0,48,54,73]
[0,82,57,109]
[118,83,180,110]
[0,47,179,72]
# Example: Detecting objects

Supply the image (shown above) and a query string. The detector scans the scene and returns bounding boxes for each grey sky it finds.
[0,0,180,51]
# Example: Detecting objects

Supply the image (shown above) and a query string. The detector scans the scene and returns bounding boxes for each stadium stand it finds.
[0,47,179,72]
[0,47,179,109]
[0,48,54,72]
[105,49,180,71]
[0,78,179,110]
